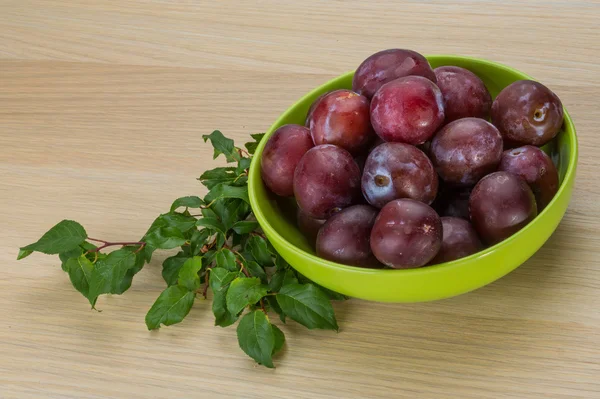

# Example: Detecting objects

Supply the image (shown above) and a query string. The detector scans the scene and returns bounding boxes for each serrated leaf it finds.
[145,285,196,330]
[178,256,203,290]
[226,277,268,315]
[236,310,275,368]
[160,213,197,232]
[204,183,249,204]
[170,196,205,212]
[199,167,238,189]
[21,220,87,255]
[87,249,137,306]
[245,133,265,155]
[267,296,286,323]
[276,283,338,331]
[269,269,298,292]
[236,157,252,175]
[246,261,267,284]
[272,324,285,356]
[209,267,239,292]
[144,227,187,250]
[216,248,238,272]
[196,217,225,234]
[202,130,240,163]
[212,287,238,327]
[214,199,250,231]
[232,220,259,235]
[162,253,190,286]
[65,254,94,297]
[247,235,273,266]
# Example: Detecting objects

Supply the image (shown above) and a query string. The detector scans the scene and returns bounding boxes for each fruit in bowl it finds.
[249,51,577,302]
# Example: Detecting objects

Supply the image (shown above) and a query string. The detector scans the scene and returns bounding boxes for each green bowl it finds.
[248,55,578,302]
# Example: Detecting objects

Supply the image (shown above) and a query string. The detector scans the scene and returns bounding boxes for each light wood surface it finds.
[1,1,600,398]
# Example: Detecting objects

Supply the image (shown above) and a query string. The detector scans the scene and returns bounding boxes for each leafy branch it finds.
[17,130,343,368]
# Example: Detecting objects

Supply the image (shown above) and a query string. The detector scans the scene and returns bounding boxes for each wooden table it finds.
[1,1,599,398]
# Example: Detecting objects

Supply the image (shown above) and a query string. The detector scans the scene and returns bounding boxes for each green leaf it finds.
[144,227,187,250]
[17,248,33,260]
[247,235,273,266]
[245,133,265,155]
[267,295,286,323]
[65,254,94,297]
[275,255,288,270]
[178,256,203,290]
[246,261,267,284]
[189,229,211,256]
[276,283,338,331]
[202,130,240,162]
[269,269,298,292]
[21,220,87,255]
[212,287,238,327]
[209,267,239,292]
[226,277,268,315]
[170,196,204,212]
[232,220,259,235]
[272,324,285,356]
[214,199,250,231]
[162,253,190,286]
[236,310,275,368]
[204,183,249,204]
[216,249,238,272]
[236,157,252,175]
[160,213,197,233]
[199,167,238,190]
[196,217,225,234]
[87,248,136,306]
[145,285,196,330]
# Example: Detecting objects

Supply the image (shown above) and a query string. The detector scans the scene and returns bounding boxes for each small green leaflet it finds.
[196,217,225,234]
[209,267,239,292]
[145,285,196,330]
[144,227,187,250]
[236,157,251,175]
[203,130,240,162]
[269,269,298,292]
[199,167,238,190]
[226,277,268,315]
[65,254,94,297]
[272,324,285,356]
[162,253,190,286]
[214,199,250,231]
[246,235,273,266]
[204,183,249,205]
[87,248,137,306]
[276,283,338,331]
[246,261,267,284]
[236,310,275,368]
[20,220,87,255]
[170,196,205,213]
[212,288,238,328]
[267,296,286,324]
[177,256,203,290]
[231,220,259,235]
[216,249,238,272]
[244,133,265,155]
[189,229,210,256]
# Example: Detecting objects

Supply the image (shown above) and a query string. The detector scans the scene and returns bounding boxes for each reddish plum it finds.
[370,76,445,145]
[470,172,537,244]
[370,199,442,268]
[316,205,379,267]
[353,49,436,99]
[294,144,361,219]
[499,145,559,210]
[309,90,374,154]
[362,142,438,207]
[430,217,483,264]
[434,66,492,122]
[261,124,314,197]
[431,118,503,186]
[491,80,564,146]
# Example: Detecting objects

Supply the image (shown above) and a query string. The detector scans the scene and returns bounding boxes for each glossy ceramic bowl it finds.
[248,55,578,302]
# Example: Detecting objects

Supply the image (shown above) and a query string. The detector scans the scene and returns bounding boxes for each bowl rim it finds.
[249,54,578,276]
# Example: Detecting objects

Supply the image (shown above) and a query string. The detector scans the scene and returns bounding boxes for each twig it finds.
[87,238,145,253]
[202,268,211,299]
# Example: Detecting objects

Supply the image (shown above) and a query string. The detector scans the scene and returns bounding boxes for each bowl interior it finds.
[249,55,577,302]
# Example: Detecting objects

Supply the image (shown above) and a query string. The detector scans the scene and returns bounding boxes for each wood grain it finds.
[1,1,599,398]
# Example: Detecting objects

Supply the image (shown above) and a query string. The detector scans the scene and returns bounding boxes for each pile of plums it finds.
[261,49,563,269]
